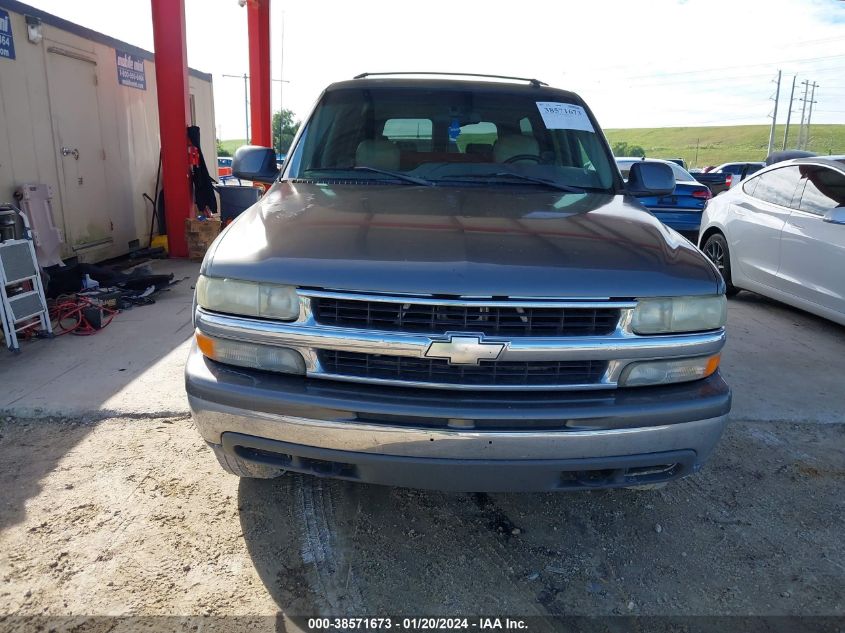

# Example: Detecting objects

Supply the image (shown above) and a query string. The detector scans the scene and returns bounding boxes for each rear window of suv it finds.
[287,86,617,192]
[383,118,433,152]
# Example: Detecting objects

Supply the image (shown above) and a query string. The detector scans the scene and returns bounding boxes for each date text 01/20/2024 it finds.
[306,617,528,631]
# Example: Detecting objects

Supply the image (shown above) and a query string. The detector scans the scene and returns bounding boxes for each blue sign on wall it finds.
[0,9,16,61]
[115,49,146,90]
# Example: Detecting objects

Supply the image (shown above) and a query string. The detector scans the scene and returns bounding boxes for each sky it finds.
[21,0,845,140]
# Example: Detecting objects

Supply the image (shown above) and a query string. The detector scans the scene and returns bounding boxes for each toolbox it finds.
[76,288,122,309]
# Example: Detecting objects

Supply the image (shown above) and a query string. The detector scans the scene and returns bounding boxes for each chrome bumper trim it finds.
[189,393,729,461]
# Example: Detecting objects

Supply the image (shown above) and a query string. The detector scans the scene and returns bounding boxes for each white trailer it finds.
[0,0,217,262]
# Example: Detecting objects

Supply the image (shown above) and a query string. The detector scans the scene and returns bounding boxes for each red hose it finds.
[48,295,118,336]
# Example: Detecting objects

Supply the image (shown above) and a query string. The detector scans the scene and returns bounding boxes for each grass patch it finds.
[604,124,844,168]
[219,139,248,155]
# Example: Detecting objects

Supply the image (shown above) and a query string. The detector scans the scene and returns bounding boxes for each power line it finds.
[626,54,845,81]
[581,45,845,77]
[630,64,845,88]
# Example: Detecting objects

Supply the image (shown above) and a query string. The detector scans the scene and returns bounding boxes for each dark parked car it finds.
[692,171,730,196]
[765,150,816,165]
[616,157,712,240]
[712,162,765,182]
[691,163,763,197]
[186,73,730,492]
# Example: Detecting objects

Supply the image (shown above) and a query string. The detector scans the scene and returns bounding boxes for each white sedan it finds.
[698,156,845,326]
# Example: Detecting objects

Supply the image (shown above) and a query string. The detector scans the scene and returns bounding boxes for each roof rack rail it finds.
[353,72,548,87]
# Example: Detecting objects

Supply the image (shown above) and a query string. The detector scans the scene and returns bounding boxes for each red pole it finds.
[247,0,272,147]
[150,0,192,258]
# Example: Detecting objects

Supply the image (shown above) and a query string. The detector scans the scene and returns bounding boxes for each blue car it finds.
[616,157,712,240]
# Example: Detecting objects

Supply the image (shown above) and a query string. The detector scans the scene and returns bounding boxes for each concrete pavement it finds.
[0,259,198,418]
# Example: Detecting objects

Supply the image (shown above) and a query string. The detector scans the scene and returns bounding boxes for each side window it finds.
[798,166,845,216]
[750,166,803,208]
[382,118,433,151]
[742,176,759,196]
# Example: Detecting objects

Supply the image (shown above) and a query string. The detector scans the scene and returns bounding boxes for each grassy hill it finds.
[220,124,845,168]
[604,124,845,168]
[218,139,248,156]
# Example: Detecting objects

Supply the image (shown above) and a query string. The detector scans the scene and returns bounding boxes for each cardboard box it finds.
[184,218,221,262]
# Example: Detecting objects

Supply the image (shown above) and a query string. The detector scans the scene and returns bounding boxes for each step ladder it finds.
[0,206,52,353]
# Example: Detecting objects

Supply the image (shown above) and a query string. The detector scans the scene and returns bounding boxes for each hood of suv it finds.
[205,181,721,298]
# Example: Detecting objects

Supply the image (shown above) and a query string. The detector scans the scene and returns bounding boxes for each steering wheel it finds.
[504,154,541,164]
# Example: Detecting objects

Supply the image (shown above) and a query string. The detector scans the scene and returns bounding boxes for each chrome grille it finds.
[318,350,607,387]
[312,297,620,337]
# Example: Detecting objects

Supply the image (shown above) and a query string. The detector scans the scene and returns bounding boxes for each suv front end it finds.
[185,75,731,492]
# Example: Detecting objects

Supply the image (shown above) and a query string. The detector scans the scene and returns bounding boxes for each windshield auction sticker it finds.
[536,102,594,132]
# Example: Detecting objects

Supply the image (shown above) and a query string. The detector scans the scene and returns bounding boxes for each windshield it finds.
[286,86,617,192]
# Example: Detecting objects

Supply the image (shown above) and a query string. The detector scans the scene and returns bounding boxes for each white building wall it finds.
[0,3,217,262]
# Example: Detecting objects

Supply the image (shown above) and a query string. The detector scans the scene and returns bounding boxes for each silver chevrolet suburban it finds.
[186,73,730,492]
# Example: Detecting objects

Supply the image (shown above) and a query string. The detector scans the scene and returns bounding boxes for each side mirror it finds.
[232,145,280,184]
[822,207,845,225]
[626,162,675,197]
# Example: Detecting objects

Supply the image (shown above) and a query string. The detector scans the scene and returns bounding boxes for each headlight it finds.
[196,275,298,320]
[196,331,305,374]
[620,354,721,387]
[632,295,726,334]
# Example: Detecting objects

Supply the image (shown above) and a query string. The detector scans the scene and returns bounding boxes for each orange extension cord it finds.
[48,294,118,336]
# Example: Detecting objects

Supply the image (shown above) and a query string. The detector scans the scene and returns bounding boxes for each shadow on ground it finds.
[0,260,198,532]
[0,418,97,532]
[238,421,845,618]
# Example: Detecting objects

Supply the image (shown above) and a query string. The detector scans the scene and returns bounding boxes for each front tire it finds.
[702,233,739,296]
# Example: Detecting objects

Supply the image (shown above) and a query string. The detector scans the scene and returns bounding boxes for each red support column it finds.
[247,0,272,147]
[150,0,192,258]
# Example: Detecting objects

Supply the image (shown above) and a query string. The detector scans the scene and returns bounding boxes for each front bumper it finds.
[186,346,731,491]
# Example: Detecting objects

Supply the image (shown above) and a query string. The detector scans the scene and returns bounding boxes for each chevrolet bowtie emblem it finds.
[424,335,505,365]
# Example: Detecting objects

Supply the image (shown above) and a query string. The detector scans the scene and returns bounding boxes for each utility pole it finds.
[242,73,249,141]
[223,73,290,145]
[767,70,781,156]
[797,80,810,150]
[782,75,796,150]
[694,137,700,168]
[223,73,250,141]
[804,82,818,151]
[278,10,285,156]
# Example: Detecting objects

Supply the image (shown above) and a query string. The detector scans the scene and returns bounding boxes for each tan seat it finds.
[493,134,540,164]
[355,139,400,170]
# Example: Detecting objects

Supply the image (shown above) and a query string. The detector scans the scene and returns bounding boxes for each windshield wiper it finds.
[301,166,432,186]
[438,172,587,193]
